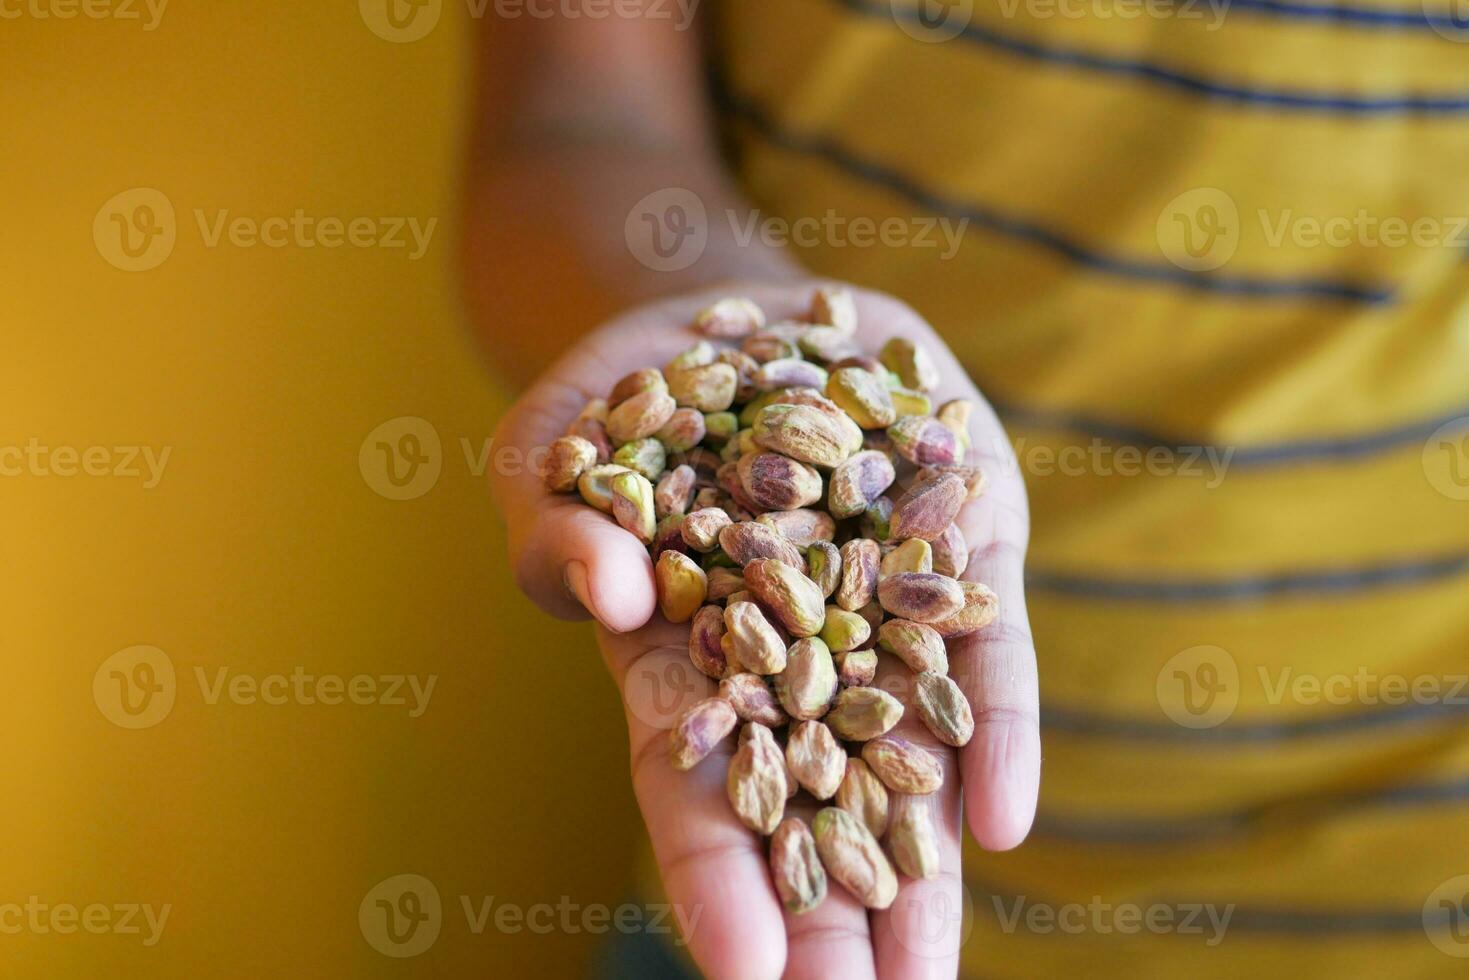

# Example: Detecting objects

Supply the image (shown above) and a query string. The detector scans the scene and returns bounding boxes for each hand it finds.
[489,282,1040,979]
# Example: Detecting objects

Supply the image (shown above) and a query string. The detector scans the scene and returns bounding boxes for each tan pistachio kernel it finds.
[606,390,677,444]
[889,387,932,418]
[819,606,872,653]
[752,403,852,468]
[930,523,969,579]
[877,619,949,675]
[785,720,845,799]
[827,450,897,521]
[694,297,765,339]
[770,817,827,914]
[610,470,657,544]
[913,671,975,747]
[719,521,807,572]
[688,605,729,679]
[806,541,842,599]
[936,398,974,452]
[576,463,632,513]
[890,473,966,542]
[887,415,961,467]
[542,435,599,493]
[719,672,789,727]
[744,558,827,638]
[930,581,1001,639]
[834,649,878,687]
[656,408,706,453]
[613,437,666,482]
[879,337,940,393]
[887,794,941,879]
[774,637,838,721]
[654,465,697,520]
[669,697,736,771]
[669,362,739,413]
[756,508,836,549]
[837,758,890,839]
[861,735,942,795]
[835,539,880,612]
[812,807,897,910]
[880,538,933,580]
[811,286,859,336]
[825,687,904,741]
[608,367,667,407]
[704,566,746,603]
[655,551,707,623]
[682,507,733,553]
[877,572,966,623]
[727,723,787,834]
[737,452,824,512]
[724,600,787,675]
[826,367,896,429]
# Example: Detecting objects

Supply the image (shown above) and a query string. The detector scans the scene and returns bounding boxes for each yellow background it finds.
[1,3,637,976]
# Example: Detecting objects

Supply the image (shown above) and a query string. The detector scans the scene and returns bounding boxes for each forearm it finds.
[462,15,802,388]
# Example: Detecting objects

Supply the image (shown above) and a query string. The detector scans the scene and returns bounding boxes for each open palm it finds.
[489,282,1040,980]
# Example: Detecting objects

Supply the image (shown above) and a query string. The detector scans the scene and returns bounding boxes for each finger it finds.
[952,480,1042,851]
[488,324,675,632]
[868,655,965,978]
[601,621,788,980]
[511,498,658,634]
[779,802,877,980]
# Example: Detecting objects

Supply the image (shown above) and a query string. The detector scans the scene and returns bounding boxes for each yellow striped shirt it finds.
[713,1,1469,974]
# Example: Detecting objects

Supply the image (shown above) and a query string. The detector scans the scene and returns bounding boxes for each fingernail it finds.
[564,561,627,634]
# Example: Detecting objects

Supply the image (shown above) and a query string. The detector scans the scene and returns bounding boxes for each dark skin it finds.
[470,11,1040,979]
